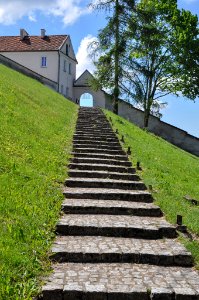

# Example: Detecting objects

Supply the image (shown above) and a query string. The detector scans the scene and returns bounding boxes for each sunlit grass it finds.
[0,64,78,299]
[105,109,199,268]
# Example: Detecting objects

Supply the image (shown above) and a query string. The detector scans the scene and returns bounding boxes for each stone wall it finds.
[105,96,199,157]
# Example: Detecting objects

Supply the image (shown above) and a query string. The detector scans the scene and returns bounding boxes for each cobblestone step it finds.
[67,170,139,180]
[41,107,199,299]
[73,139,120,146]
[73,143,122,151]
[51,236,193,266]
[63,187,152,202]
[42,262,199,300]
[56,214,177,239]
[75,132,117,138]
[76,127,113,132]
[76,126,110,130]
[73,135,118,142]
[61,199,162,216]
[65,178,146,190]
[71,157,131,167]
[71,152,129,161]
[72,147,126,155]
[69,163,135,173]
[77,116,110,123]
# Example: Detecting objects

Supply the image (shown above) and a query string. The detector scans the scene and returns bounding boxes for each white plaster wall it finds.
[0,51,58,82]
[59,52,76,99]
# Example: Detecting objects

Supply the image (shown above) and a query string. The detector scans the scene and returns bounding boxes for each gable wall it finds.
[59,37,77,100]
[59,52,76,99]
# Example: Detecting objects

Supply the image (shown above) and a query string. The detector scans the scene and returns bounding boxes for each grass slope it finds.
[105,110,199,268]
[0,64,78,299]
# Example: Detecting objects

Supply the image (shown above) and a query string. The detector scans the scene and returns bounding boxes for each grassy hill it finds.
[0,64,78,299]
[1,62,198,299]
[105,110,199,269]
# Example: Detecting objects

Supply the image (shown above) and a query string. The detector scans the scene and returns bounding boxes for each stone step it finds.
[42,263,199,300]
[61,199,162,216]
[78,113,105,117]
[63,187,152,202]
[73,139,120,146]
[71,152,129,161]
[75,132,117,138]
[67,170,139,180]
[76,125,110,129]
[73,135,119,142]
[75,128,114,133]
[51,236,193,266]
[73,135,118,143]
[76,118,111,128]
[72,147,126,155]
[73,143,122,151]
[77,115,107,118]
[76,121,109,124]
[76,126,112,131]
[56,214,177,239]
[65,178,146,190]
[71,157,131,167]
[69,163,135,173]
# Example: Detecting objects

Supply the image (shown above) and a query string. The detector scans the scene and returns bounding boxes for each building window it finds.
[41,56,47,67]
[66,44,69,56]
[69,63,71,74]
[63,60,66,72]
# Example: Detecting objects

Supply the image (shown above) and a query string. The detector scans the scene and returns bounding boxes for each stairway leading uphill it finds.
[42,107,199,300]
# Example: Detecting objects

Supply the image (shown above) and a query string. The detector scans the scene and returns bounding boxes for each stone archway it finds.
[80,93,94,107]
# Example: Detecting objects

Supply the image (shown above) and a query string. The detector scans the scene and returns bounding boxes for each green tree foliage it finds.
[90,0,199,127]
[89,0,135,114]
[127,0,199,127]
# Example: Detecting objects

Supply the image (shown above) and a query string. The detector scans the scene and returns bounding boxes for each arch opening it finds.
[80,93,94,107]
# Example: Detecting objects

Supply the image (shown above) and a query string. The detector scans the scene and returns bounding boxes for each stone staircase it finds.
[41,107,199,300]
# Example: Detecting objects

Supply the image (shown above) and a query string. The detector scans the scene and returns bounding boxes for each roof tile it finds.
[0,35,68,52]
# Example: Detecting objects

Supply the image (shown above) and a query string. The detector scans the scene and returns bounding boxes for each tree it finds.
[124,0,199,127]
[89,0,135,114]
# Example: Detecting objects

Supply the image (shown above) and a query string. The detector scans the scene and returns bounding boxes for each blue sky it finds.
[0,0,198,137]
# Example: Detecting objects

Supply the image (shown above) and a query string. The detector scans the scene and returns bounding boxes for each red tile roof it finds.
[0,35,68,52]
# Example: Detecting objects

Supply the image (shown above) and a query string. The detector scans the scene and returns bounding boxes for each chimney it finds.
[41,29,46,38]
[20,29,29,40]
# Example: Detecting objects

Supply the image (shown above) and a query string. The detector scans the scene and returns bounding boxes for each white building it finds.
[0,29,77,100]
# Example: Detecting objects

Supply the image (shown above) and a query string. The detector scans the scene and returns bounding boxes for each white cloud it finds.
[76,34,97,78]
[0,0,90,25]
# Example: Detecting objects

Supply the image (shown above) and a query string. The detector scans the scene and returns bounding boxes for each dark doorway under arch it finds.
[80,93,94,107]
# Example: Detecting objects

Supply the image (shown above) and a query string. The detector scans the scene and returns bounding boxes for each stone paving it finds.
[51,236,193,266]
[65,178,146,190]
[43,264,199,299]
[61,199,162,217]
[41,107,199,299]
[68,169,140,180]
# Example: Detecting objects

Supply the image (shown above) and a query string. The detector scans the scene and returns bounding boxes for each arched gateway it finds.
[80,93,94,107]
[73,70,109,109]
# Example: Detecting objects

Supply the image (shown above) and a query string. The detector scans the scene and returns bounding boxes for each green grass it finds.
[0,64,78,299]
[105,109,199,268]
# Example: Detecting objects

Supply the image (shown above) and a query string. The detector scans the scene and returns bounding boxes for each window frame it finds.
[69,63,71,74]
[41,56,47,68]
[63,60,67,72]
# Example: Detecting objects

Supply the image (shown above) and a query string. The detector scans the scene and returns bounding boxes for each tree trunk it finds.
[113,0,120,115]
[144,108,150,128]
